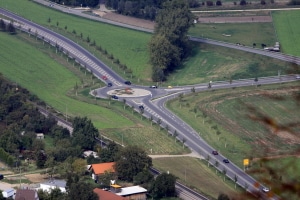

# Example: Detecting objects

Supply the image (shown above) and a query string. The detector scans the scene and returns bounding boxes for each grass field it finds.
[0,0,152,82]
[0,31,133,129]
[153,157,239,199]
[189,22,276,47]
[167,82,300,167]
[272,10,300,56]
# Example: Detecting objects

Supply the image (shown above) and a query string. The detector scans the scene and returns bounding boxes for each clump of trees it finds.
[48,0,98,7]
[149,0,194,82]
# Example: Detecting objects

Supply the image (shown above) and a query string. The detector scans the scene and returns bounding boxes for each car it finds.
[223,159,229,163]
[111,95,118,99]
[107,83,112,87]
[212,151,218,155]
[102,76,108,80]
[261,187,270,193]
[167,86,173,89]
[296,75,300,79]
[139,105,144,110]
[150,85,158,89]
[124,81,131,85]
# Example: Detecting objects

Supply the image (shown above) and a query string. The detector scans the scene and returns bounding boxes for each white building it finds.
[2,188,15,198]
[39,179,66,193]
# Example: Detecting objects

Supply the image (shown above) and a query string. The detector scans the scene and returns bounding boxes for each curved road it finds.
[1,7,299,200]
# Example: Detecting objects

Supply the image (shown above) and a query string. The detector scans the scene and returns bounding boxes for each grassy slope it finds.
[0,32,132,129]
[272,10,300,56]
[167,82,300,167]
[1,0,152,80]
[153,157,238,199]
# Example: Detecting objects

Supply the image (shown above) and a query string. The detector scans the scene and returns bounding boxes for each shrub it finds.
[261,0,266,5]
[240,0,247,5]
[216,1,222,6]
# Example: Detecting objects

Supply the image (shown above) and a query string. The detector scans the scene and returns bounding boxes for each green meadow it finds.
[272,10,300,56]
[0,31,132,129]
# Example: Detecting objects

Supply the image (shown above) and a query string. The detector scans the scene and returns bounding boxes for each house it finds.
[2,188,15,198]
[115,186,147,200]
[36,133,44,139]
[83,150,99,158]
[15,188,39,200]
[93,188,126,200]
[39,179,66,193]
[89,162,115,180]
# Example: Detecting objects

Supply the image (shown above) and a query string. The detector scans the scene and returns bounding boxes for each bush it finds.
[216,1,222,6]
[261,0,266,5]
[288,0,300,5]
[240,0,247,5]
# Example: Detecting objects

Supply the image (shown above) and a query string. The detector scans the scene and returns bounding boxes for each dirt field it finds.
[92,6,272,30]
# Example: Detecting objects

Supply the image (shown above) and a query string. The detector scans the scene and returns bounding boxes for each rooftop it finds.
[90,162,115,175]
[93,188,126,200]
[41,179,66,188]
[116,186,147,196]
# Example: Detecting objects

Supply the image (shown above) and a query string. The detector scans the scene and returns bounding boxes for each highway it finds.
[1,7,299,200]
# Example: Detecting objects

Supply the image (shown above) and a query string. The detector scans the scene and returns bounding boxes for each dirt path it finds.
[150,151,203,159]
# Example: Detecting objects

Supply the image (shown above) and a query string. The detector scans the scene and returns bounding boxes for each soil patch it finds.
[25,173,48,183]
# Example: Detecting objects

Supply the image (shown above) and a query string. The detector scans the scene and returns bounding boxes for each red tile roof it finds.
[93,188,126,200]
[90,162,115,175]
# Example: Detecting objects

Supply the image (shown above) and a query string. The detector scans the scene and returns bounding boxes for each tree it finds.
[133,169,154,189]
[150,172,177,199]
[157,118,162,130]
[222,168,227,181]
[72,158,87,175]
[7,22,16,34]
[114,145,152,181]
[149,0,194,81]
[67,181,98,200]
[0,19,6,31]
[72,117,98,150]
[240,0,247,5]
[218,193,230,200]
[36,151,46,168]
[216,1,222,6]
[99,141,119,163]
[234,174,238,188]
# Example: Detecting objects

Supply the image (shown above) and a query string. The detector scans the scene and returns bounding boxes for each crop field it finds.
[272,10,300,56]
[167,82,300,167]
[153,157,238,199]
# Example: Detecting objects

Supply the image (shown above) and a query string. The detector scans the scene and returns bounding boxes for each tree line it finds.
[149,0,194,82]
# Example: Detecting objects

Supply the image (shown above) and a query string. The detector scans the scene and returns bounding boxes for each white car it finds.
[296,75,300,79]
[262,187,270,193]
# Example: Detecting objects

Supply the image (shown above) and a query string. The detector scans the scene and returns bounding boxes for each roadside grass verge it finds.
[167,82,300,168]
[153,157,240,199]
[272,10,300,56]
[189,22,276,47]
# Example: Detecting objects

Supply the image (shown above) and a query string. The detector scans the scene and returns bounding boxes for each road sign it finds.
[243,159,249,166]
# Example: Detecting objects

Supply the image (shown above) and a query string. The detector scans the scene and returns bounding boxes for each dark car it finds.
[223,159,230,164]
[150,85,157,89]
[212,151,218,155]
[124,81,131,85]
[107,83,113,87]
[111,95,118,99]
[139,105,144,110]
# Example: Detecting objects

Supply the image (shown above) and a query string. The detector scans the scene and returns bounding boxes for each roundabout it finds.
[106,87,151,98]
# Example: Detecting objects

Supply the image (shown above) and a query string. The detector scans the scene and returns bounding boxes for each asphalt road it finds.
[1,6,299,200]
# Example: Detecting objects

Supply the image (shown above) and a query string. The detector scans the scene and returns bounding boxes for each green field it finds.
[272,10,300,56]
[153,157,239,199]
[0,0,152,82]
[189,22,276,47]
[167,82,300,167]
[0,32,133,129]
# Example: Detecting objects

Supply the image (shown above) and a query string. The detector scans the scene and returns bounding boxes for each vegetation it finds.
[272,10,300,56]
[48,0,99,7]
[150,173,177,199]
[149,0,194,82]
